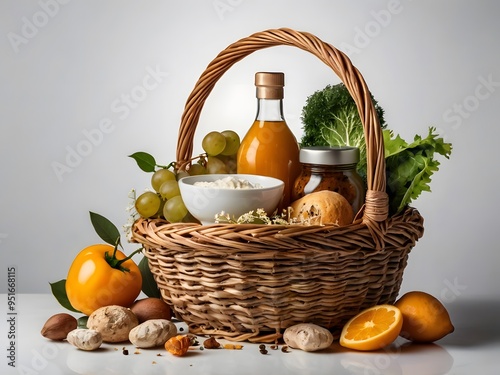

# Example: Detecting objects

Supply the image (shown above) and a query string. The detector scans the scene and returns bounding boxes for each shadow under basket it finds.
[131,28,425,343]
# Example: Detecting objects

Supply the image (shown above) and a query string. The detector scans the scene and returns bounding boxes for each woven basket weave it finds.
[132,28,424,343]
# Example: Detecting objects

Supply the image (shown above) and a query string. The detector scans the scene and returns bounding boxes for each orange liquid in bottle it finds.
[237,119,301,210]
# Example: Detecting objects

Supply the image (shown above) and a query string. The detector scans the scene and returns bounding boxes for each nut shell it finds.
[165,335,191,356]
[41,313,77,341]
[130,298,172,323]
[87,305,138,343]
[203,337,221,349]
[284,323,334,352]
[67,329,102,351]
[129,319,177,348]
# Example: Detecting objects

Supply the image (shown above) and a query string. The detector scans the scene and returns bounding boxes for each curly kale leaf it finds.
[300,83,386,180]
[319,108,369,180]
[300,83,452,216]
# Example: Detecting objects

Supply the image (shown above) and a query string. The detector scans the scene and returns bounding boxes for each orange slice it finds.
[339,304,403,351]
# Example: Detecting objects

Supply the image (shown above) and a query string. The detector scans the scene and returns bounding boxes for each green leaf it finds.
[77,316,88,329]
[49,280,81,313]
[138,255,161,298]
[89,211,121,246]
[320,108,368,179]
[385,127,452,215]
[299,83,453,217]
[129,152,157,173]
[300,83,387,146]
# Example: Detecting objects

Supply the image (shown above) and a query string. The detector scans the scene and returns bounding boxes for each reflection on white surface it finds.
[2,295,499,375]
[338,340,454,375]
[438,299,500,347]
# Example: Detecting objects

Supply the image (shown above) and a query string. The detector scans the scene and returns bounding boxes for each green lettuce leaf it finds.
[300,83,452,216]
[300,83,387,181]
[384,127,452,214]
[320,108,368,179]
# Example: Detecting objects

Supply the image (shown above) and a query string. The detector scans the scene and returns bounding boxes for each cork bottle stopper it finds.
[255,72,284,99]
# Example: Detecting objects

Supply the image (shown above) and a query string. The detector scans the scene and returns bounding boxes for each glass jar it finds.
[292,146,365,215]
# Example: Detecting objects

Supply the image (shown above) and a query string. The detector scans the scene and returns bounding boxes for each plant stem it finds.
[105,246,143,273]
[114,248,143,271]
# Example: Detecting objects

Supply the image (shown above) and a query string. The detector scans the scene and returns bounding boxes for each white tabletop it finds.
[1,294,499,374]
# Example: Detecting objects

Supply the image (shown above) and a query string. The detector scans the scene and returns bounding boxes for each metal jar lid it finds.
[299,146,360,165]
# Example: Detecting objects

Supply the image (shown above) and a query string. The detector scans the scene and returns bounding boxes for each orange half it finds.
[340,304,403,351]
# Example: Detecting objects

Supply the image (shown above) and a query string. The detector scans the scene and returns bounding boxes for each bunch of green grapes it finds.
[197,130,240,174]
[134,129,241,223]
[135,168,188,223]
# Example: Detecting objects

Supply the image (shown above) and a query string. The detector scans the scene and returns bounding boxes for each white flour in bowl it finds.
[193,176,263,189]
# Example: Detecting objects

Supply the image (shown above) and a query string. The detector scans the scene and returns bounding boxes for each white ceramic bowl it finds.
[178,174,284,225]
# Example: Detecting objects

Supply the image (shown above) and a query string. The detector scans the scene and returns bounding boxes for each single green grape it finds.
[159,180,181,200]
[217,154,237,174]
[135,191,161,218]
[154,199,166,218]
[206,156,228,174]
[151,168,176,192]
[220,130,240,156]
[188,163,207,176]
[176,170,190,180]
[163,195,188,223]
[202,131,226,156]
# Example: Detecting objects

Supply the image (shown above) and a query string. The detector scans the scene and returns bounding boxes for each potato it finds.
[283,323,334,352]
[87,305,138,343]
[129,319,177,348]
[67,329,102,351]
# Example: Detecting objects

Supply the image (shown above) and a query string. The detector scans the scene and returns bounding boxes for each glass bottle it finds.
[237,72,300,210]
[292,146,365,215]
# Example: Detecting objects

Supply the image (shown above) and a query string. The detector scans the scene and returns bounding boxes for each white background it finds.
[1,0,499,307]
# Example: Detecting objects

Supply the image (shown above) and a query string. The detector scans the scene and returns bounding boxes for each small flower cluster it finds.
[215,208,293,225]
[123,189,140,241]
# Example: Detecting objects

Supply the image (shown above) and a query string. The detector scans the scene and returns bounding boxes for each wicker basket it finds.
[132,28,424,343]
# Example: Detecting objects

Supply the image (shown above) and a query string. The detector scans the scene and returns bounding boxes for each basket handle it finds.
[176,28,388,226]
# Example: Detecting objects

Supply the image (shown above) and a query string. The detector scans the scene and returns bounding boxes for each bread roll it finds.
[290,190,353,226]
